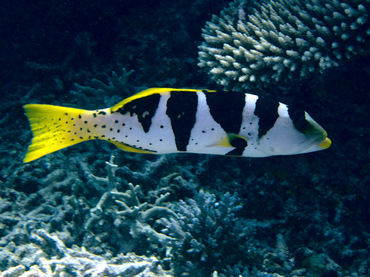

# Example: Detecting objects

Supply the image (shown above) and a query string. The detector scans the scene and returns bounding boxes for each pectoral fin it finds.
[209,133,248,156]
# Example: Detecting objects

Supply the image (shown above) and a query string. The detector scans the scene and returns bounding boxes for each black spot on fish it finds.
[78,115,82,119]
[117,130,120,133]
[102,125,106,128]
[93,113,97,118]
[115,120,119,123]
[166,91,198,151]
[116,93,160,133]
[84,121,88,124]
[254,96,279,138]
[98,111,106,115]
[288,105,311,134]
[205,91,245,134]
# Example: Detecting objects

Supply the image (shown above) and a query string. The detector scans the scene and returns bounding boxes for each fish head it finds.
[257,111,331,156]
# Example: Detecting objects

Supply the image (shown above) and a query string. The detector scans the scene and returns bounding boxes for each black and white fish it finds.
[23,88,331,162]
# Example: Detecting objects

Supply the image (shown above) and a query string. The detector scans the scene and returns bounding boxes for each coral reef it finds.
[163,190,288,276]
[0,229,171,277]
[70,68,135,108]
[0,0,369,276]
[83,156,179,255]
[198,0,370,89]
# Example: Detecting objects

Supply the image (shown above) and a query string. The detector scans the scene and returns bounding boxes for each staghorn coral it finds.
[0,229,171,277]
[112,183,178,247]
[70,67,135,107]
[198,0,370,89]
[83,155,180,257]
[161,190,285,277]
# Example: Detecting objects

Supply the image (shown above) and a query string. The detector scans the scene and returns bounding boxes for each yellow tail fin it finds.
[23,104,94,163]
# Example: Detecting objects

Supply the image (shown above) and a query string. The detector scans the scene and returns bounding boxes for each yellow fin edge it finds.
[110,141,156,154]
[111,88,207,111]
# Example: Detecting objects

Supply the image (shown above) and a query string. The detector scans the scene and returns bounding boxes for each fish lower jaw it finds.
[318,137,332,149]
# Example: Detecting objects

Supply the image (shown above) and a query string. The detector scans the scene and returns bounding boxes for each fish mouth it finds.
[299,134,331,154]
[318,137,332,149]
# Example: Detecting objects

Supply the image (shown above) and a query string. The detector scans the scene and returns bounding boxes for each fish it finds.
[23,88,331,163]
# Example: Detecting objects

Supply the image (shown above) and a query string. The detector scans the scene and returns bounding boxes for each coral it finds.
[70,67,135,107]
[83,155,181,257]
[1,1,369,276]
[161,190,284,276]
[112,183,178,246]
[0,229,172,277]
[198,0,370,89]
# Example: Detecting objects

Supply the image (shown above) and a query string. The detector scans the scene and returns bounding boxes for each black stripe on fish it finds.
[166,91,198,151]
[115,93,160,133]
[205,91,245,134]
[254,96,279,139]
[288,105,311,134]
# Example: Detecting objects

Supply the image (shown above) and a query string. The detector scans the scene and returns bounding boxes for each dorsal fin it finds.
[111,88,202,112]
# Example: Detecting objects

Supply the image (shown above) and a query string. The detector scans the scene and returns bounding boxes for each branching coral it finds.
[161,190,285,276]
[70,67,135,107]
[113,183,178,246]
[0,229,171,277]
[198,0,370,89]
[83,155,180,256]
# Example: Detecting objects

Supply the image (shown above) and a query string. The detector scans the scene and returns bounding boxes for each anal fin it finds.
[110,141,156,154]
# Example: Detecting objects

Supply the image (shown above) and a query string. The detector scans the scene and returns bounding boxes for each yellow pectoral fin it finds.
[208,133,248,156]
[209,133,247,148]
[110,141,156,154]
[208,135,233,148]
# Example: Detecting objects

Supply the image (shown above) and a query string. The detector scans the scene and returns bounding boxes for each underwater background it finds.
[0,0,369,276]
